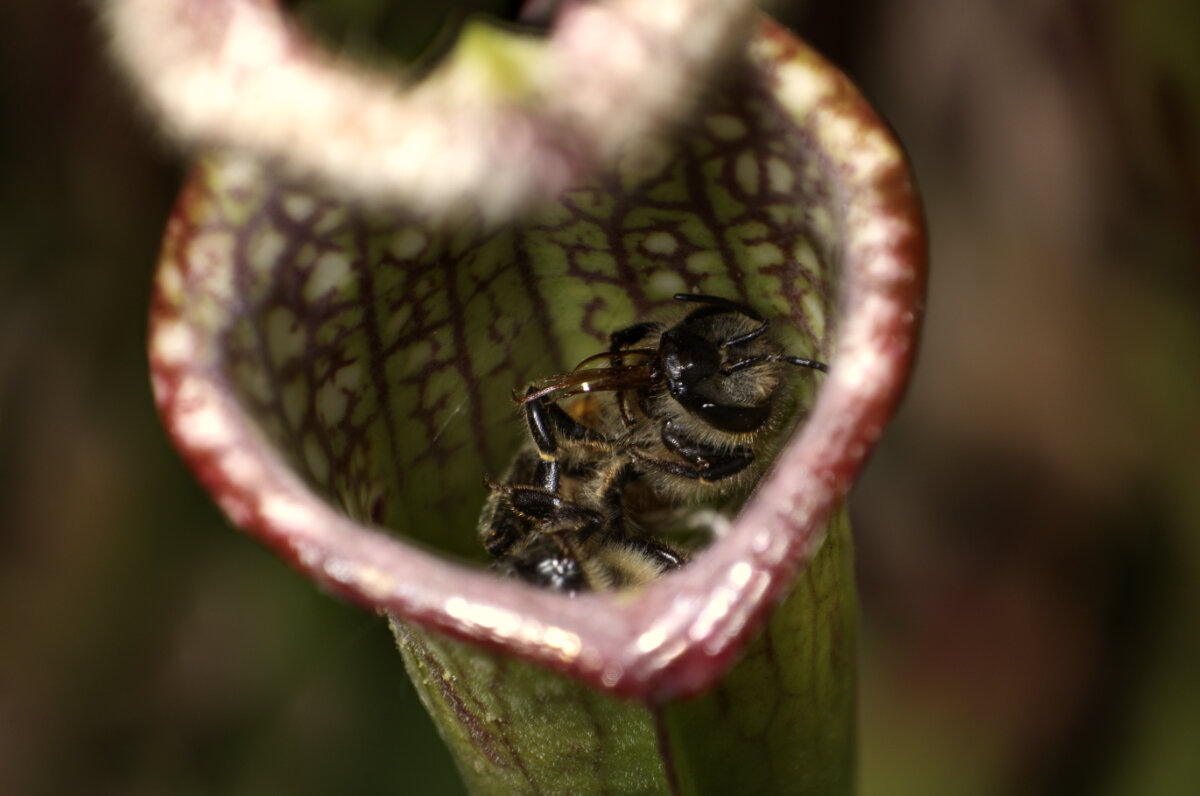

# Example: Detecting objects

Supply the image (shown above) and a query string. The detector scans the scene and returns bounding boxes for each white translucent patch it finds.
[306,250,351,302]
[804,161,823,190]
[647,270,687,299]
[385,302,414,340]
[303,433,330,484]
[732,219,769,240]
[620,139,674,189]
[389,227,427,260]
[281,376,308,429]
[213,155,264,197]
[748,242,783,267]
[767,156,795,194]
[400,340,434,374]
[735,150,759,195]
[808,204,835,242]
[705,113,747,141]
[189,294,232,338]
[316,362,360,426]
[685,250,723,275]
[312,207,347,237]
[641,230,678,255]
[575,250,616,275]
[229,355,273,405]
[794,238,821,273]
[264,306,305,366]
[247,225,287,275]
[757,274,784,305]
[802,292,825,341]
[281,192,317,222]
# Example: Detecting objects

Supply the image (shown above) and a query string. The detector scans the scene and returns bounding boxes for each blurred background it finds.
[1,1,1196,794]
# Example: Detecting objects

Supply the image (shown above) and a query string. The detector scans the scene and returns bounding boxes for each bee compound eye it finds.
[694,398,772,434]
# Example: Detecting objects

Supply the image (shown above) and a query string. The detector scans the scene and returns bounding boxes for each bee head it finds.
[659,325,774,434]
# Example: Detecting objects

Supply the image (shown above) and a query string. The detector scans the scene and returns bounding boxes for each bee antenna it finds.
[721,354,829,375]
[780,355,829,373]
[721,322,769,348]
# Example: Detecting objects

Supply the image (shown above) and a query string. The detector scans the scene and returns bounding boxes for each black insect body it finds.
[523,293,829,502]
[480,293,826,592]
[478,392,685,592]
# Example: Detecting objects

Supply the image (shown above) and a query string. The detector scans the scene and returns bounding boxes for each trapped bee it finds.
[478,392,685,592]
[480,293,825,591]
[520,293,829,504]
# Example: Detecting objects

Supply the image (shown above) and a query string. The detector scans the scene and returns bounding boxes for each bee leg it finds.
[609,322,658,427]
[589,459,637,539]
[523,388,612,458]
[480,501,526,558]
[628,426,755,483]
[532,458,560,493]
[492,481,608,537]
[627,446,751,482]
[520,389,591,495]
